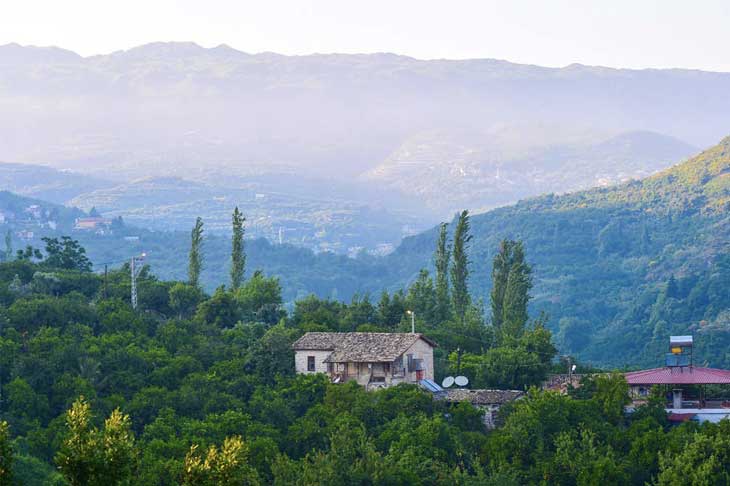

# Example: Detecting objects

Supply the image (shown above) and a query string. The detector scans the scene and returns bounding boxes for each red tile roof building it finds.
[625,366,730,385]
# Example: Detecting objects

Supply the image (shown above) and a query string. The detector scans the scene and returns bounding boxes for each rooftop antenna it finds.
[442,376,455,388]
[130,252,146,310]
[454,376,469,387]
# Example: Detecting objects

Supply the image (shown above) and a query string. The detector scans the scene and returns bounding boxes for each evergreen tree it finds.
[434,222,451,322]
[450,210,471,322]
[230,207,246,290]
[188,217,204,287]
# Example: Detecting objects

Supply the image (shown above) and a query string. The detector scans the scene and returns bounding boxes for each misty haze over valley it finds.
[1,41,729,252]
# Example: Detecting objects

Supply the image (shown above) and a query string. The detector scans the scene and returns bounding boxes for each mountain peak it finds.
[0,43,81,65]
[106,41,252,62]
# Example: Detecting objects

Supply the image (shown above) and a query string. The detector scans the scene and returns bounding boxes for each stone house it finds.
[443,389,525,429]
[292,332,436,390]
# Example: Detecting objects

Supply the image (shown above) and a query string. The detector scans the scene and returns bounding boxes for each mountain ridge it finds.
[5,41,730,74]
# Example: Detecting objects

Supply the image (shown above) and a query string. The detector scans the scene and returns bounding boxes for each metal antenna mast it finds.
[130,253,146,309]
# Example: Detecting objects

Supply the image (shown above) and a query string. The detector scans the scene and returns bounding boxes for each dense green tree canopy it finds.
[0,237,728,485]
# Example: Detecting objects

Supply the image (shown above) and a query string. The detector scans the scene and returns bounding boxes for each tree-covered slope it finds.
[382,136,730,368]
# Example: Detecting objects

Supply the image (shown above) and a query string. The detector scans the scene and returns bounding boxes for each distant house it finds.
[15,229,34,240]
[0,210,14,224]
[25,205,42,219]
[442,389,525,429]
[74,217,112,232]
[625,335,730,424]
[542,373,585,394]
[292,332,436,390]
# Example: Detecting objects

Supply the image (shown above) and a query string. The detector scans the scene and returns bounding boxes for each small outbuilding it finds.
[442,389,525,429]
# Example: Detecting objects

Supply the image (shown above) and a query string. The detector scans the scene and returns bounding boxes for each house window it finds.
[307,356,316,372]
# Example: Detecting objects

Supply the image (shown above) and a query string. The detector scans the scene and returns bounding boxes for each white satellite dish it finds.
[454,376,469,387]
[442,376,455,388]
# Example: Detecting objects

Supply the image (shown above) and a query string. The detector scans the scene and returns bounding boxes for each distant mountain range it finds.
[1,42,727,225]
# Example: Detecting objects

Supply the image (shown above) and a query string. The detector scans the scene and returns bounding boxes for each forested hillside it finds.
[382,136,730,368]
[4,137,730,369]
[4,229,730,484]
[1,233,729,485]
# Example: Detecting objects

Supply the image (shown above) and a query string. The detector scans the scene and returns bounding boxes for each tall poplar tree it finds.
[491,239,532,340]
[450,210,471,323]
[188,217,204,288]
[490,239,514,331]
[4,231,11,262]
[230,207,246,290]
[434,222,451,322]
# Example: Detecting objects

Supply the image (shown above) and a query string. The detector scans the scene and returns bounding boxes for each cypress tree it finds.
[230,207,246,290]
[434,222,451,322]
[188,217,204,288]
[450,210,471,323]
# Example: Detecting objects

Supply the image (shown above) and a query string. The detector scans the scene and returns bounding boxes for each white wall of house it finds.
[294,350,331,374]
[402,338,435,382]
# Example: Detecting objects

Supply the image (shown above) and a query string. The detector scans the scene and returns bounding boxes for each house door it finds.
[416,370,424,381]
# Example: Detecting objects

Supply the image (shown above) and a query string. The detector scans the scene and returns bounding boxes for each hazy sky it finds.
[2,0,729,71]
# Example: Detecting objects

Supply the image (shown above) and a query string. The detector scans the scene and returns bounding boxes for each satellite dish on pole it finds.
[442,376,455,388]
[454,376,469,387]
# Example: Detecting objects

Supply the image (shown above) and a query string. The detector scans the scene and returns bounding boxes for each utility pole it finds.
[130,253,145,310]
[103,264,108,299]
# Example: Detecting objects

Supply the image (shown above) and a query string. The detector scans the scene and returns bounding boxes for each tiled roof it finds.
[443,389,524,405]
[292,332,436,363]
[291,332,344,351]
[625,366,730,385]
